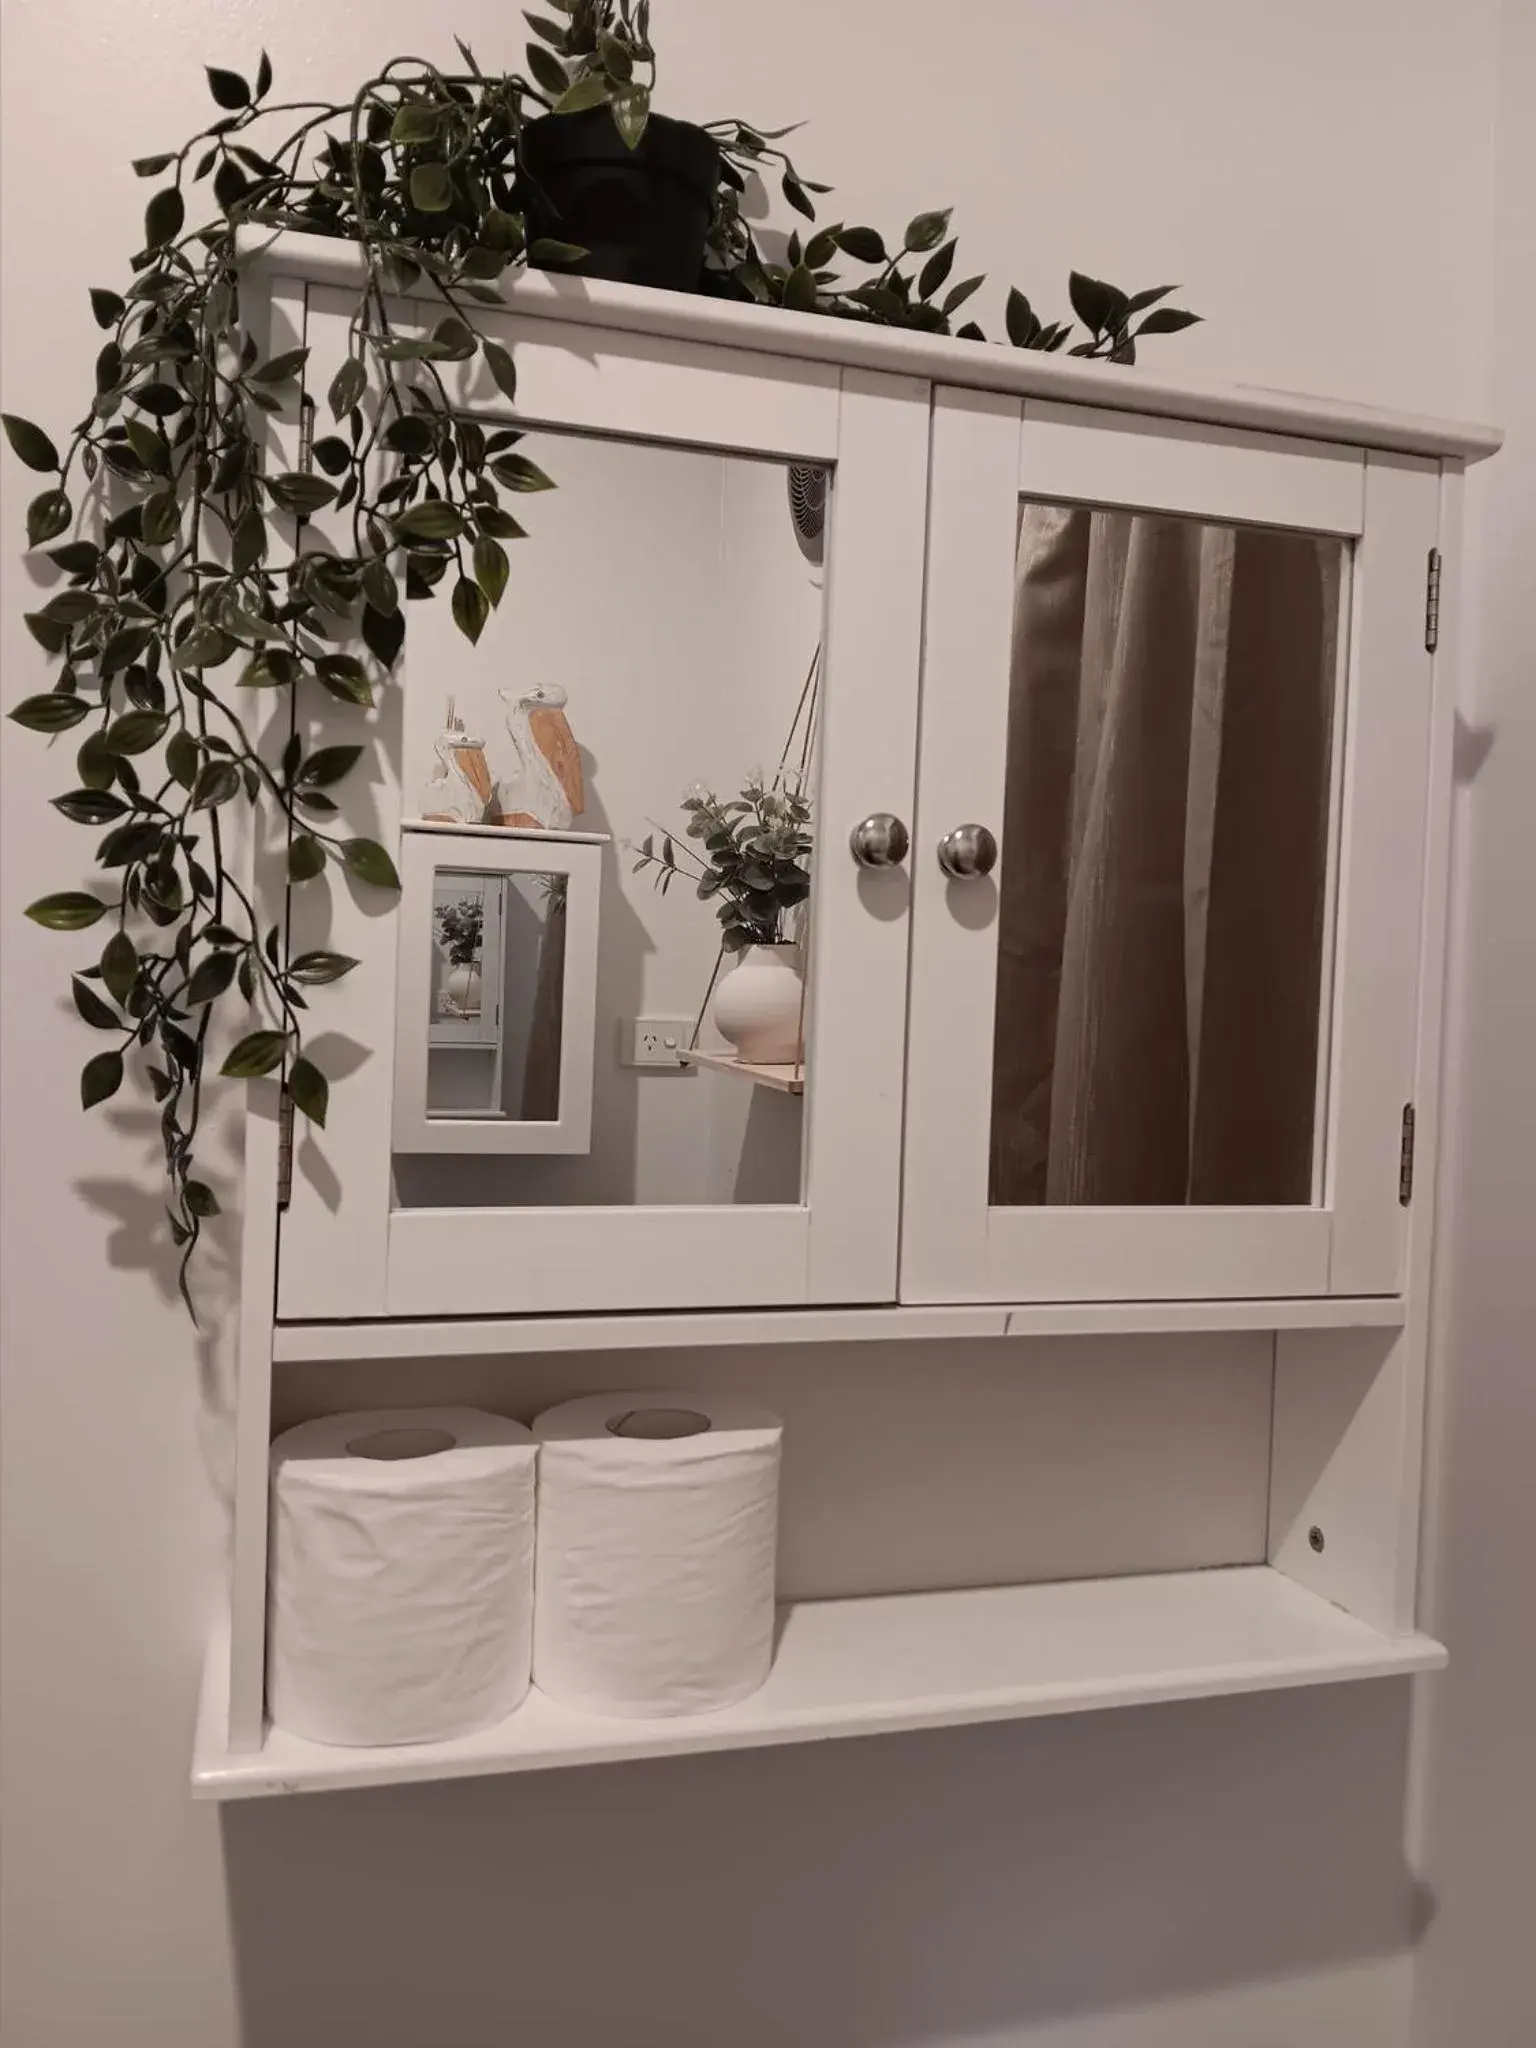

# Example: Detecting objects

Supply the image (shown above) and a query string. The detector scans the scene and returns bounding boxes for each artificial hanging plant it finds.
[3,1,1199,1310]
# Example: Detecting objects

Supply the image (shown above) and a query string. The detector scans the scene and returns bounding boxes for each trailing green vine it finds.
[3,2,1198,1312]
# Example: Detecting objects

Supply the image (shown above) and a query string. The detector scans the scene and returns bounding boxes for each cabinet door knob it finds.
[937,823,998,880]
[849,814,911,869]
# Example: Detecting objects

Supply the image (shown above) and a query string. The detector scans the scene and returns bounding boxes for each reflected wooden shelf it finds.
[681,1048,805,1095]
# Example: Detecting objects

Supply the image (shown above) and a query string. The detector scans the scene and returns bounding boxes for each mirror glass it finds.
[393,428,826,1206]
[424,867,565,1123]
[989,501,1347,1210]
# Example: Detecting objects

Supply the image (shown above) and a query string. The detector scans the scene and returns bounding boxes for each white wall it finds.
[0,4,1513,2046]
[1410,1,1536,2039]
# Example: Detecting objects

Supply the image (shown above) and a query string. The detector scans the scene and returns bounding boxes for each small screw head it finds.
[1309,1525,1326,1553]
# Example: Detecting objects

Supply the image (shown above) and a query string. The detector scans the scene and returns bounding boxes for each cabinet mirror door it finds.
[903,392,1440,1304]
[275,288,927,1321]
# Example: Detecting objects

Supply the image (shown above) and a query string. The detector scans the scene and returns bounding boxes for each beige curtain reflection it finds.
[520,880,567,1122]
[989,505,1340,1209]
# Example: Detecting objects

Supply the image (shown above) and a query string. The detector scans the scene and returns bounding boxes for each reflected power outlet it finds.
[626,1017,693,1069]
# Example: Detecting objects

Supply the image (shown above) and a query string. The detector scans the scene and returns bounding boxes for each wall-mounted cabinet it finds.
[194,232,1498,1797]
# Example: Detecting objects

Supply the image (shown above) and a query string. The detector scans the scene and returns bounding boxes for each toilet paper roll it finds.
[533,1392,782,1718]
[268,1407,537,1747]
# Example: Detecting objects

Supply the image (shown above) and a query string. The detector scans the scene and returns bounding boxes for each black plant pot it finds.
[519,108,721,292]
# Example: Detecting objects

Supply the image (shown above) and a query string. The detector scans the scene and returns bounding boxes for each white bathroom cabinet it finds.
[192,230,1499,1797]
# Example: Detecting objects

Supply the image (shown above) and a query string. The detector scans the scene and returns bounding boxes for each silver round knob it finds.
[937,823,998,880]
[849,813,910,869]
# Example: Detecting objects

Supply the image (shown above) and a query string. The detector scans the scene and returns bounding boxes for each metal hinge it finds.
[277,1089,296,1212]
[1399,1103,1416,1206]
[297,394,316,476]
[1424,548,1442,654]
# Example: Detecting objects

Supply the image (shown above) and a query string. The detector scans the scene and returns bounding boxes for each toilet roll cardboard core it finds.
[605,1407,712,1440]
[346,1426,458,1460]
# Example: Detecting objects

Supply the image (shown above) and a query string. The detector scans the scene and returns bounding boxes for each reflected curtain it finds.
[988,504,1341,1209]
[520,880,567,1121]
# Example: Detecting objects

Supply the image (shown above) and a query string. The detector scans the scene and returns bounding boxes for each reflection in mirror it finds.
[393,430,826,1211]
[989,502,1346,1210]
[424,867,565,1124]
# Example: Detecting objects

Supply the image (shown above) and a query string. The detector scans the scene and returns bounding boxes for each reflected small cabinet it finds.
[252,242,1470,1328]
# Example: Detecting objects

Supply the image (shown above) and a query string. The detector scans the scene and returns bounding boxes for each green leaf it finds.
[1067,270,1126,337]
[391,499,465,541]
[481,207,525,254]
[297,744,362,788]
[54,787,128,824]
[231,505,266,574]
[315,653,373,707]
[328,357,367,419]
[250,346,309,385]
[836,225,886,264]
[526,44,571,98]
[89,287,126,331]
[390,101,443,145]
[782,263,818,314]
[26,489,72,547]
[122,418,168,473]
[237,647,301,689]
[310,435,351,477]
[206,66,251,109]
[256,48,272,96]
[342,837,400,891]
[527,237,588,266]
[361,602,405,667]
[2,414,60,473]
[288,1055,329,1128]
[942,274,984,317]
[77,734,117,790]
[132,152,176,177]
[220,1028,289,1079]
[81,1049,124,1109]
[409,161,453,212]
[781,170,815,220]
[127,380,183,416]
[553,72,611,114]
[489,452,555,493]
[482,339,518,404]
[288,833,326,882]
[1135,306,1201,336]
[288,950,359,985]
[382,414,437,457]
[610,84,650,149]
[1005,286,1038,348]
[452,575,489,645]
[72,976,123,1030]
[10,693,89,734]
[100,931,138,1005]
[264,471,337,516]
[903,207,952,253]
[432,316,476,362]
[24,611,67,655]
[105,710,169,755]
[919,239,956,300]
[144,187,185,250]
[184,1180,221,1218]
[361,557,398,614]
[47,540,101,575]
[27,891,108,932]
[141,488,180,547]
[192,760,241,809]
[474,505,527,542]
[184,950,238,1005]
[472,534,509,609]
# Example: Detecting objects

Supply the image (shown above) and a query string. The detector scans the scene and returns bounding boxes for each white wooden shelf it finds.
[270,1294,1405,1362]
[193,1564,1442,1801]
[681,1048,805,1095]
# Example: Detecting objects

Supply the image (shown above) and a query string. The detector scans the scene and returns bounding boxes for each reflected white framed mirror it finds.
[392,823,605,1155]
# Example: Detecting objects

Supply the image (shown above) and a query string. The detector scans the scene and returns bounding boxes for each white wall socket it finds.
[625,1017,694,1068]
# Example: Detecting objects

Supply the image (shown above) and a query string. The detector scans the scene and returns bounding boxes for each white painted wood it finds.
[393,830,602,1156]
[239,230,1502,464]
[901,387,1021,1302]
[192,1565,1444,1798]
[803,369,929,1300]
[1019,402,1365,535]
[1324,455,1440,1294]
[404,818,609,846]
[384,1205,811,1318]
[270,1292,1402,1362]
[1271,464,1465,1635]
[970,1208,1332,1306]
[226,1081,281,1751]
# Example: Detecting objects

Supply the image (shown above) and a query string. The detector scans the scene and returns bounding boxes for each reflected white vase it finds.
[444,961,482,1020]
[711,944,804,1065]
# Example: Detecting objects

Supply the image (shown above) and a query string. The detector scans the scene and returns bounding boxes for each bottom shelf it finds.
[193,1566,1443,1800]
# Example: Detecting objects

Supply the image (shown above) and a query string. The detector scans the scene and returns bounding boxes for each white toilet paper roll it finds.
[268,1407,537,1747]
[533,1392,782,1718]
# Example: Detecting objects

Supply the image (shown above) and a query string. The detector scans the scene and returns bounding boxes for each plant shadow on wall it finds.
[2,0,1199,1314]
